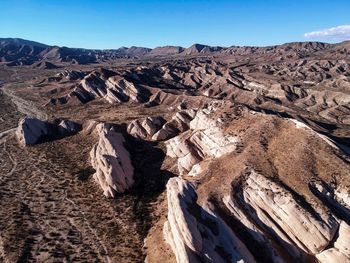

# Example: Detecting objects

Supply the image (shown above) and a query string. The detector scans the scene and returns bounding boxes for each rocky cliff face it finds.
[316,221,350,262]
[16,117,80,145]
[166,106,239,175]
[126,109,197,141]
[232,171,339,257]
[90,123,134,197]
[127,116,166,140]
[163,174,350,263]
[164,177,256,263]
[16,117,49,145]
[50,70,151,105]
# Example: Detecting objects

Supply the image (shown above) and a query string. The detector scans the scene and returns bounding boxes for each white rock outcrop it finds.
[316,221,350,263]
[335,189,350,210]
[80,72,107,98]
[238,171,339,256]
[166,127,238,175]
[67,73,149,105]
[309,181,350,220]
[127,116,165,140]
[105,76,147,104]
[165,105,239,175]
[171,110,197,132]
[164,177,255,263]
[16,117,49,145]
[164,177,203,263]
[152,109,196,141]
[189,108,218,131]
[16,117,81,146]
[151,122,179,141]
[223,195,285,263]
[90,123,134,197]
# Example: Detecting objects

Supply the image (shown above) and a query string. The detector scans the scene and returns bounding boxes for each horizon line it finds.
[1,36,349,50]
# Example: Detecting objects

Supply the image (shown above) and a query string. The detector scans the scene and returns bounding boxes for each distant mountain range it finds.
[1,37,349,66]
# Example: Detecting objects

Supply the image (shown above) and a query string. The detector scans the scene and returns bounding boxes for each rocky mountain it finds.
[0,38,49,65]
[2,37,350,67]
[117,46,152,57]
[182,43,224,55]
[39,46,98,64]
[147,46,185,56]
[0,38,350,263]
[0,38,151,65]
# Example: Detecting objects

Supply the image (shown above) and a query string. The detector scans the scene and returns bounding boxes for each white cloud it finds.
[304,25,350,41]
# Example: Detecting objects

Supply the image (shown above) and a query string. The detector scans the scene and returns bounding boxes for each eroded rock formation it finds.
[166,107,238,175]
[152,110,196,141]
[16,117,80,145]
[127,116,166,140]
[16,117,49,145]
[164,177,255,263]
[90,123,134,197]
[163,171,350,263]
[233,171,339,258]
[316,221,350,263]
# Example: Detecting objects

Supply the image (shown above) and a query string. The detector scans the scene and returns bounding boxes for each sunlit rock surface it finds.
[90,123,134,197]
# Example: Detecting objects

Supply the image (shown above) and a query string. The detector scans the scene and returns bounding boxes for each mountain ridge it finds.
[1,37,350,65]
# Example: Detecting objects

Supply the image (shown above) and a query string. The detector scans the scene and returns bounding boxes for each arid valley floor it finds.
[0,38,350,263]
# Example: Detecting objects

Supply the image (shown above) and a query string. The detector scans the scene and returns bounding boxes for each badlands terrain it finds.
[0,38,350,263]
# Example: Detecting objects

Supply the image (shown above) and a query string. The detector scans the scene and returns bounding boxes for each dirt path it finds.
[0,128,16,144]
[2,86,48,120]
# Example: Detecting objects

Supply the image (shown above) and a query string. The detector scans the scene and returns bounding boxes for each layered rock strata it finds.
[164,177,255,263]
[90,123,134,197]
[166,108,238,175]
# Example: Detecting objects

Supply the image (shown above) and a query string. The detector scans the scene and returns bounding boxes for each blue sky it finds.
[1,0,350,49]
